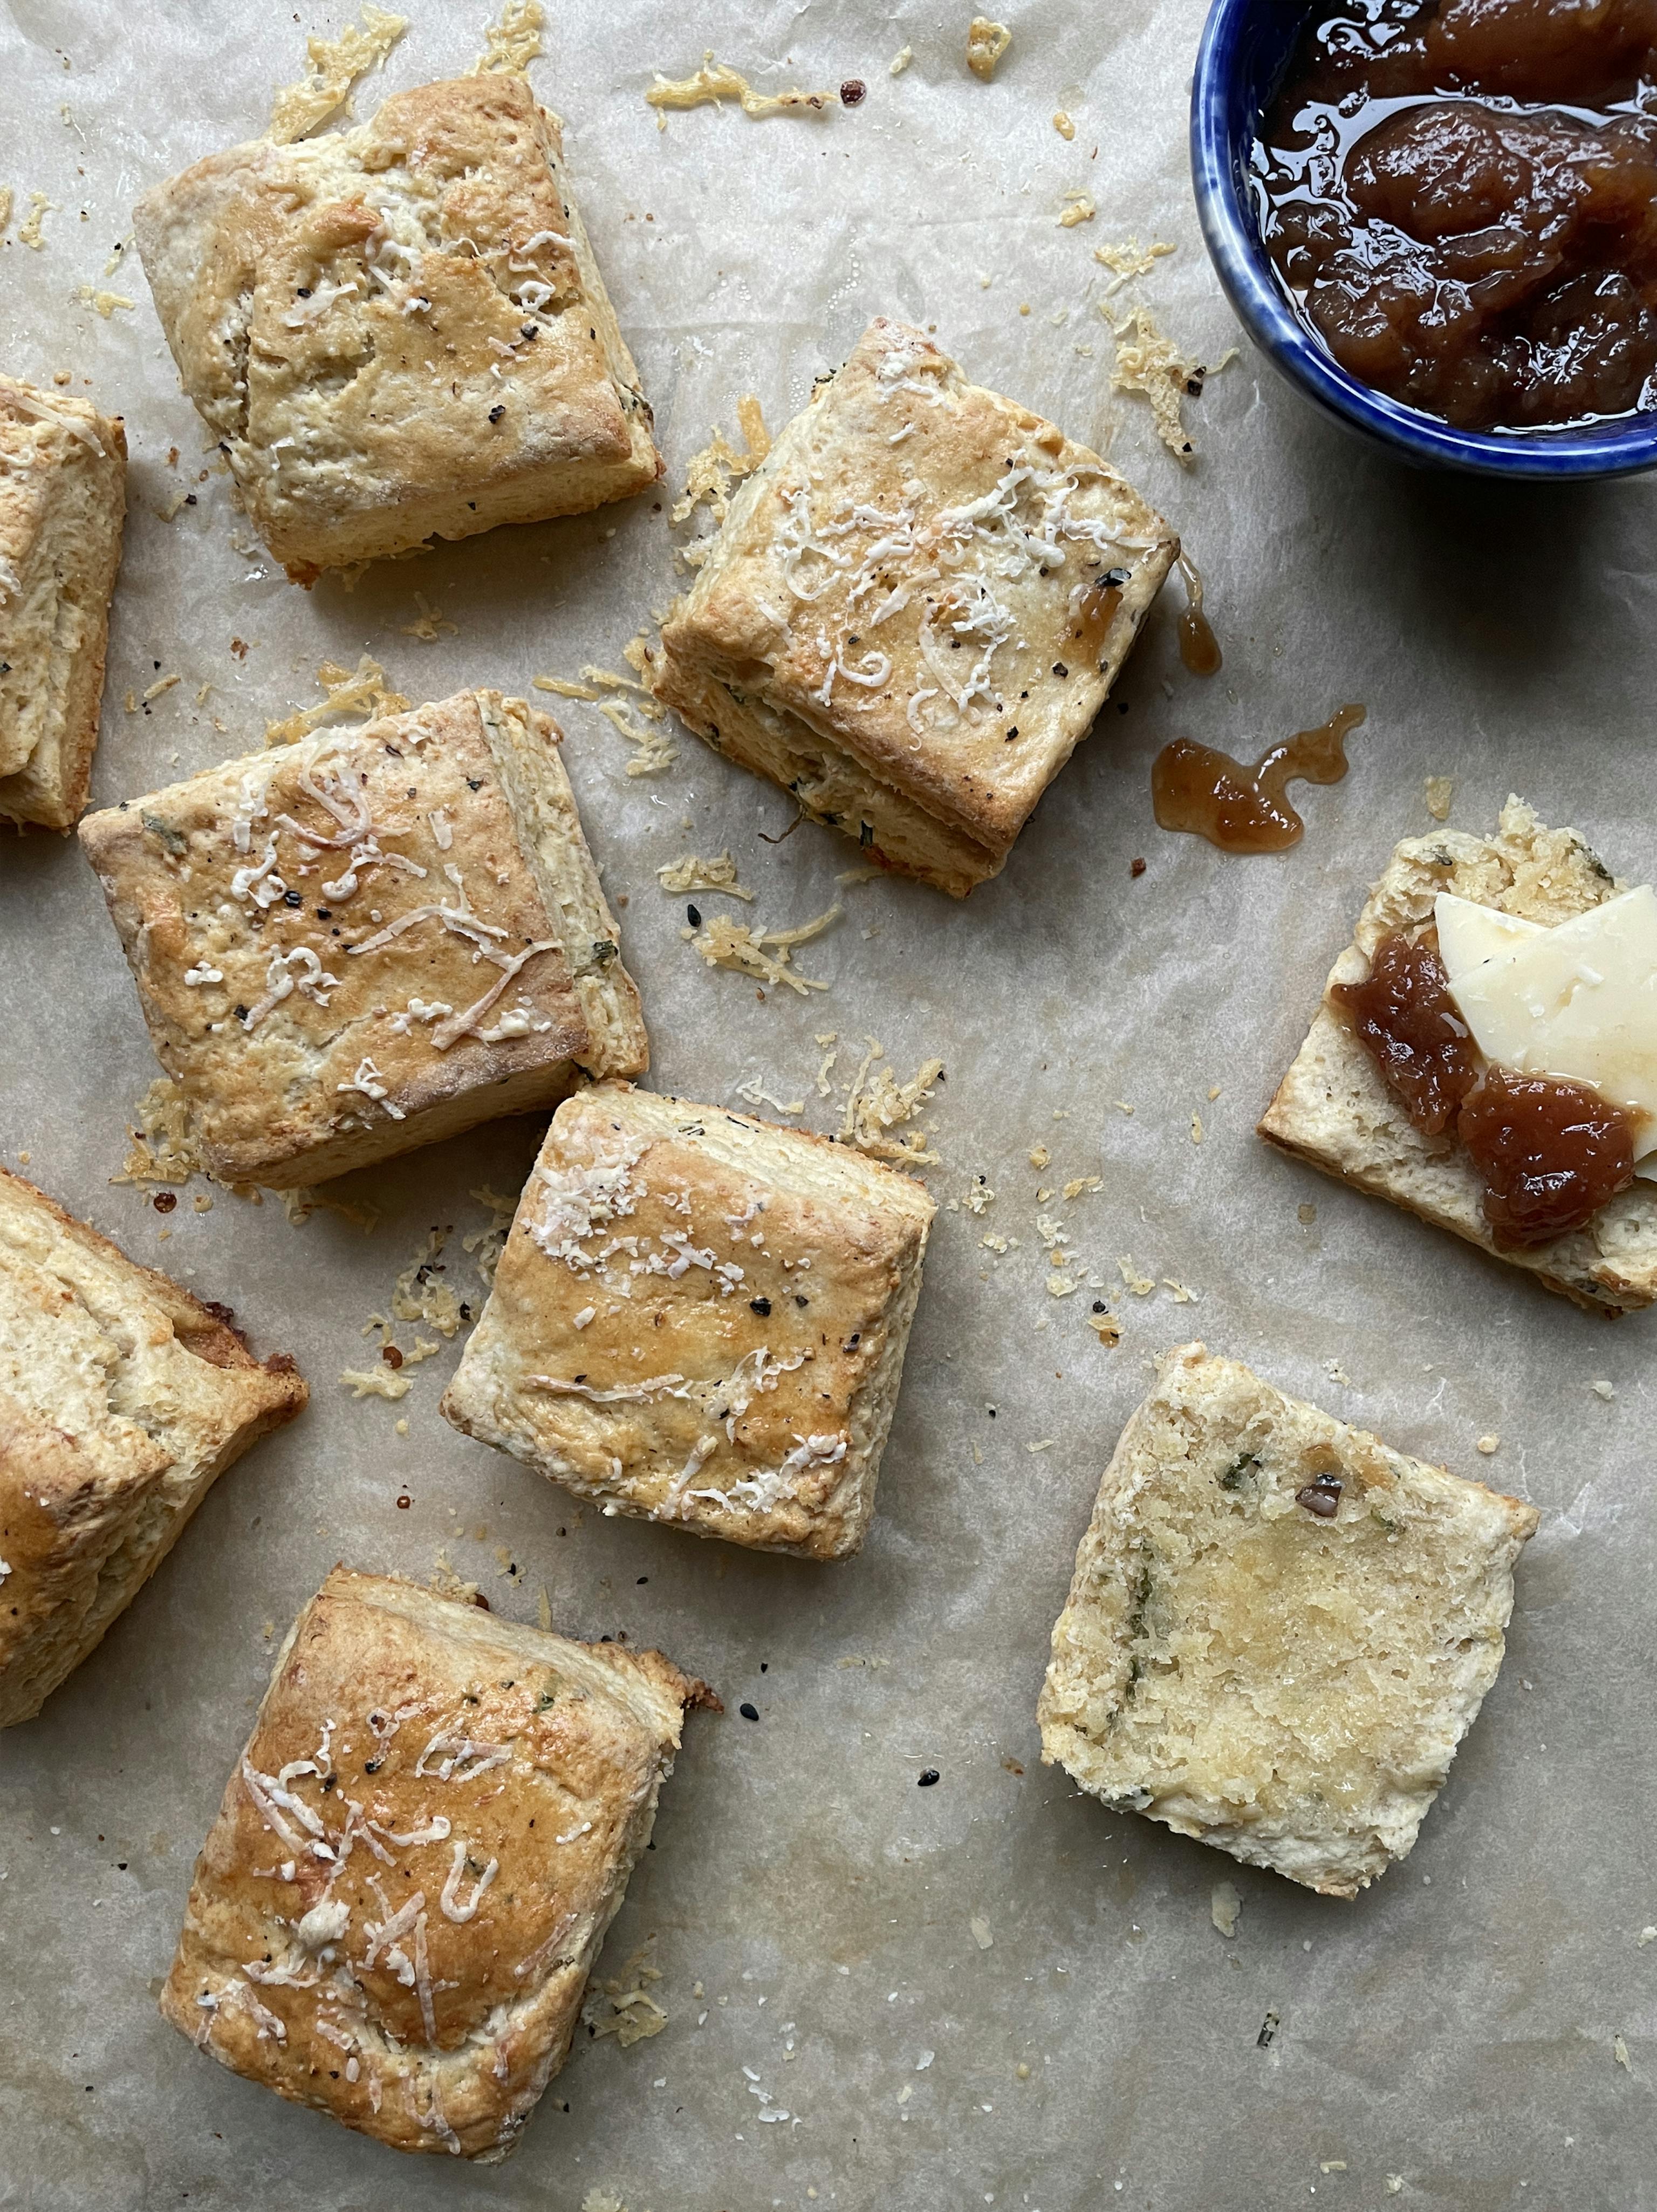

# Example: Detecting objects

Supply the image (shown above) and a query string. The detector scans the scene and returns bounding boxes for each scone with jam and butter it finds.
[652,318,1177,896]
[1039,1343,1537,1897]
[441,1081,935,1558]
[134,73,660,583]
[79,688,646,1189]
[1261,798,1657,1314]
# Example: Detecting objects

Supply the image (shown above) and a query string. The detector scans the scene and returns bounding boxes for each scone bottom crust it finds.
[1038,1344,1537,1897]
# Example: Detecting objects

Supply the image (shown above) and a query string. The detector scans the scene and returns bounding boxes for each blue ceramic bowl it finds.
[1190,0,1657,479]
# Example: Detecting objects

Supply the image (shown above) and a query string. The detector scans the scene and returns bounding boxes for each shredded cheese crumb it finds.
[672,395,771,526]
[340,1364,412,1401]
[1062,1176,1101,1200]
[736,1076,805,1117]
[392,1230,466,1338]
[598,695,677,776]
[966,18,1011,80]
[891,45,913,74]
[1108,304,1209,462]
[269,3,407,144]
[265,655,409,747]
[1058,193,1095,228]
[1087,1308,1121,1345]
[658,851,754,900]
[0,189,12,238]
[684,903,841,995]
[969,1914,995,1946]
[646,53,833,120]
[462,1187,517,1286]
[1029,1145,1051,1170]
[1425,774,1454,822]
[470,0,543,76]
[1210,1881,1241,1937]
[144,673,181,703]
[75,285,135,317]
[19,192,54,251]
[585,1941,669,2045]
[840,1039,944,1164]
[114,1078,203,1187]
[1191,1112,1203,1144]
[1119,1254,1155,1296]
[1053,111,1076,139]
[1476,1433,1500,1455]
[1094,236,1177,294]
[401,592,456,641]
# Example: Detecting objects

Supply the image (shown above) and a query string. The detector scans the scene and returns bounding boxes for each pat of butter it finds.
[1435,887,1657,1173]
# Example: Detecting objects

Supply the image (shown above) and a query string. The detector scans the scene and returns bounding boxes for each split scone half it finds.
[134,73,660,584]
[1260,799,1657,1314]
[0,1166,305,1729]
[652,318,1178,896]
[79,688,647,1189]
[1038,1344,1537,1897]
[159,1567,711,2161]
[441,1081,935,1558]
[0,376,126,829]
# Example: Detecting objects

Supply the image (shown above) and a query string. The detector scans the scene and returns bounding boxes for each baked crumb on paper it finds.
[682,902,841,994]
[966,18,1011,80]
[646,53,833,123]
[470,0,543,76]
[263,654,409,747]
[672,396,771,528]
[657,851,754,899]
[840,1037,944,1165]
[1108,305,1213,463]
[268,2,407,145]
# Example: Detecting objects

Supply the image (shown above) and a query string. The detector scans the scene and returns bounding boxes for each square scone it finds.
[79,687,647,1189]
[0,376,127,829]
[441,1081,936,1558]
[134,73,660,583]
[0,1165,305,1729]
[1259,798,1657,1315]
[159,1567,711,2160]
[1038,1344,1538,1897]
[652,318,1178,896]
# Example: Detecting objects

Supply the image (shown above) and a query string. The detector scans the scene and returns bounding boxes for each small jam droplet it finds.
[1176,553,1221,677]
[1152,704,1366,853]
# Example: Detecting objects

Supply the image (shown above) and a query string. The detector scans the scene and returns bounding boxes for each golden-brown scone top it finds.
[79,688,646,1189]
[0,376,127,829]
[160,1568,710,2161]
[134,73,660,582]
[657,318,1177,869]
[442,1083,935,1558]
[0,1166,305,1729]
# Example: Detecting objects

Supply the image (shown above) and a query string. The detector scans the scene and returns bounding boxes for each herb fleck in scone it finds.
[652,318,1177,896]
[0,377,126,829]
[0,1166,305,1730]
[159,1568,711,2160]
[441,1082,935,1558]
[134,73,660,584]
[1259,798,1657,1314]
[79,688,646,1189]
[1038,1344,1537,1897]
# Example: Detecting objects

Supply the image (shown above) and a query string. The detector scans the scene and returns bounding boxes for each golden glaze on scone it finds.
[653,318,1177,893]
[0,1166,305,1729]
[441,1082,935,1558]
[134,74,660,582]
[0,378,126,828]
[159,1568,710,2161]
[1259,799,1657,1314]
[79,688,647,1188]
[1039,1344,1537,1897]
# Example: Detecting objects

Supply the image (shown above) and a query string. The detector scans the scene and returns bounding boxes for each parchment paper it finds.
[2,3,1654,2208]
